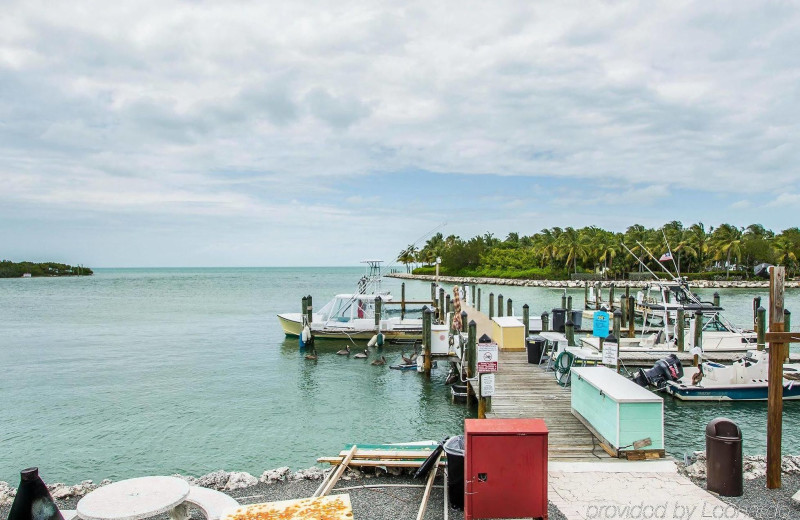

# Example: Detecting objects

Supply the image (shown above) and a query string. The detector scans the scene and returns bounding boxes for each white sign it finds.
[480,373,495,397]
[477,343,499,373]
[602,341,618,366]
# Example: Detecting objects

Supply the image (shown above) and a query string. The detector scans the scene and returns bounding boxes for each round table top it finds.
[77,476,190,520]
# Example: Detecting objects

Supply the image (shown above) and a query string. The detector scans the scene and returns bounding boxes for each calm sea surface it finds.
[1,268,798,484]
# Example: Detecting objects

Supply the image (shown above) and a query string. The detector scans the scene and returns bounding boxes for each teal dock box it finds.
[571,367,664,458]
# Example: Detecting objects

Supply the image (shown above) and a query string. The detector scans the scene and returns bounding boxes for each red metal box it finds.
[464,418,548,520]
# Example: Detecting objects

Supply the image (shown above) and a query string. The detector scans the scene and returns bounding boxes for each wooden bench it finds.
[169,486,239,520]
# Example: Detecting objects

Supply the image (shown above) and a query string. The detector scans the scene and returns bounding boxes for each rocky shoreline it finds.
[387,272,800,289]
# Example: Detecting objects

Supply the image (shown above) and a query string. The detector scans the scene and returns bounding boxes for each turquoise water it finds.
[1,269,798,484]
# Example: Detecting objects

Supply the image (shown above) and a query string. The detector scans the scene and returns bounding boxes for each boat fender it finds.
[368,335,378,347]
[376,332,384,347]
[301,326,311,343]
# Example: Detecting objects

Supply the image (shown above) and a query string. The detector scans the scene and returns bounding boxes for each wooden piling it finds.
[446,294,452,316]
[565,318,575,346]
[307,295,313,324]
[613,309,622,374]
[784,309,791,362]
[567,295,572,312]
[439,288,445,324]
[561,293,567,309]
[506,298,512,317]
[498,294,504,317]
[401,283,406,320]
[523,304,530,338]
[489,292,494,319]
[628,296,635,338]
[541,312,549,332]
[584,282,589,310]
[301,296,308,324]
[461,311,468,333]
[620,293,628,327]
[693,310,703,366]
[430,283,436,303]
[375,296,382,328]
[676,309,685,352]
[609,285,615,311]
[713,292,720,308]
[471,285,476,307]
[757,307,766,351]
[754,296,761,328]
[595,283,601,310]
[477,288,482,312]
[767,266,786,489]
[423,308,433,376]
[467,320,477,379]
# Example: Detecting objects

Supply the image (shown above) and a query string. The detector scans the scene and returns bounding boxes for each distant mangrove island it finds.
[0,260,93,278]
[395,222,799,281]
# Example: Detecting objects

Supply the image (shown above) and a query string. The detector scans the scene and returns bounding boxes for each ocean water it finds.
[1,268,798,484]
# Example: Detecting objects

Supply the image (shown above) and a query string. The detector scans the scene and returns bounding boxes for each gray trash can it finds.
[526,336,546,364]
[570,310,583,331]
[551,308,567,332]
[443,436,465,510]
[706,418,743,497]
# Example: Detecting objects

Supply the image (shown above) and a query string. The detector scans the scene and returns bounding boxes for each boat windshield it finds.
[319,296,376,323]
[702,314,731,332]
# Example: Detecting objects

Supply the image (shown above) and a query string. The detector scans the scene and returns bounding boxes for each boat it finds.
[663,349,800,401]
[277,261,424,342]
[580,309,757,354]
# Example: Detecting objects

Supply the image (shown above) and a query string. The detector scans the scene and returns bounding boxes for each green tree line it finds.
[395,222,799,280]
[0,260,94,278]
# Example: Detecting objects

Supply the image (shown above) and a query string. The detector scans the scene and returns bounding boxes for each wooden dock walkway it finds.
[458,302,609,461]
[486,349,610,460]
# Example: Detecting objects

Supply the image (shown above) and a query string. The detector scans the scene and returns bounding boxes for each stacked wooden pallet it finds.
[317,443,444,468]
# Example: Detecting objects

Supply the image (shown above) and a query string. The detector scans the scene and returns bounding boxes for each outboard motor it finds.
[632,354,684,390]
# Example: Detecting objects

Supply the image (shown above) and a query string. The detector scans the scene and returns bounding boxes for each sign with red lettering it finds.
[477,343,498,373]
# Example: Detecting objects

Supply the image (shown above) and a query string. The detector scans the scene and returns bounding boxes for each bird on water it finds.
[304,348,318,361]
[371,355,387,366]
[353,348,368,359]
[336,345,351,356]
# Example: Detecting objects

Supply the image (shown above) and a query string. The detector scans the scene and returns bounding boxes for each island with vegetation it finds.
[395,222,799,281]
[0,260,93,278]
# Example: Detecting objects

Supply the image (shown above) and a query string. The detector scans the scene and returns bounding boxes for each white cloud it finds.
[1,0,798,265]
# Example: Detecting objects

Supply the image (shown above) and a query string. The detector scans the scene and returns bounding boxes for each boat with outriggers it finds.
[277,260,425,342]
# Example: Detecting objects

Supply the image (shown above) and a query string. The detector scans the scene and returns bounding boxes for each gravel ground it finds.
[2,472,564,520]
[687,474,800,520]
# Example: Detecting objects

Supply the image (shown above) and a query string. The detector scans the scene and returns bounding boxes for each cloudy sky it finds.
[1,1,798,267]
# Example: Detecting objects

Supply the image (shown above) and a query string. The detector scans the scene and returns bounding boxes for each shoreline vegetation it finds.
[0,260,93,278]
[387,272,800,289]
[395,222,799,282]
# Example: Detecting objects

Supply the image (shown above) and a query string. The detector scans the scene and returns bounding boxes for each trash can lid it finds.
[706,417,741,439]
[527,335,546,341]
[443,435,465,456]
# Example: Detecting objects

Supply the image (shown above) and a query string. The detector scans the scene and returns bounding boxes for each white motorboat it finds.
[277,261,424,342]
[664,349,800,401]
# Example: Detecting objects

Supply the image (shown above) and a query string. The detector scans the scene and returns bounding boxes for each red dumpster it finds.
[465,418,548,520]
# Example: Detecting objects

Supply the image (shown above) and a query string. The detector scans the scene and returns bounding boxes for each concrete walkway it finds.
[549,461,753,520]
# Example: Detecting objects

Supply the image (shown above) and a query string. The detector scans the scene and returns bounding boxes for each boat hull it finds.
[664,381,800,401]
[277,313,422,342]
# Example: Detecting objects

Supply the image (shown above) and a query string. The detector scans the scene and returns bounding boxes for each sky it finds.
[1,1,798,267]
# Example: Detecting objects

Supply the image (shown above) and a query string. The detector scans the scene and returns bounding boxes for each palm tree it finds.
[710,224,743,279]
[396,245,418,273]
[557,227,590,274]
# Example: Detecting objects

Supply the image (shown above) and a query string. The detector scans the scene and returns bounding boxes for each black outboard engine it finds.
[632,354,684,390]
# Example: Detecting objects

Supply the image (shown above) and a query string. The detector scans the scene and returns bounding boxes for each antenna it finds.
[662,229,680,276]
[620,242,660,281]
[636,241,676,280]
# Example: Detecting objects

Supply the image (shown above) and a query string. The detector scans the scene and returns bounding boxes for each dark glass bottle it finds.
[7,467,65,520]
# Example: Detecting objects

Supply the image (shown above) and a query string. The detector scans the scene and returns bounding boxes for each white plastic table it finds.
[76,476,190,520]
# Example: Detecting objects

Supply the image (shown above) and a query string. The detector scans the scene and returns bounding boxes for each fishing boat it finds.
[663,349,800,401]
[277,261,424,342]
[581,310,756,354]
